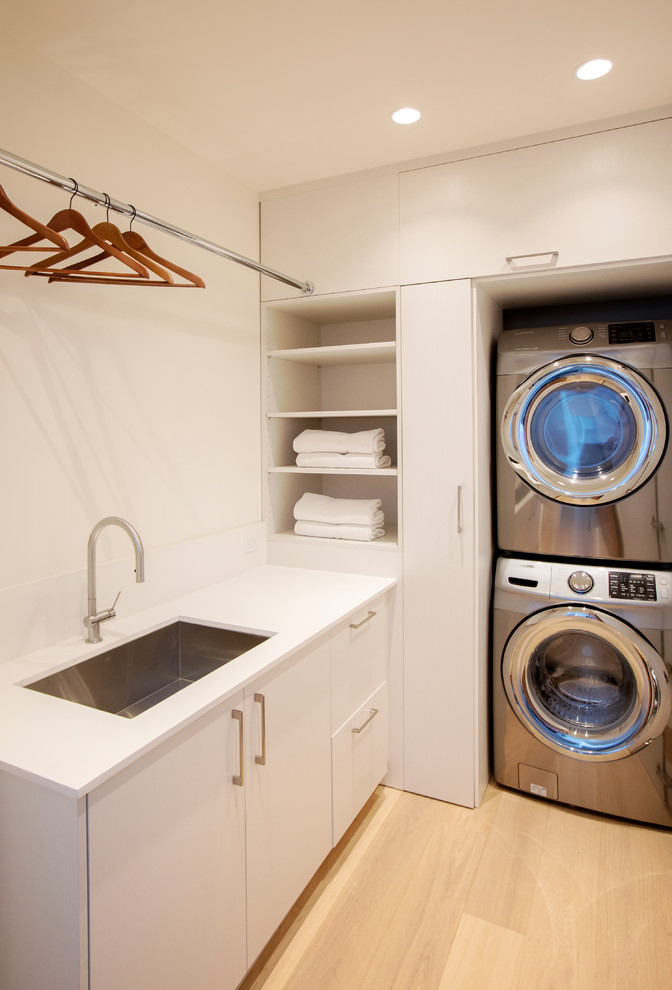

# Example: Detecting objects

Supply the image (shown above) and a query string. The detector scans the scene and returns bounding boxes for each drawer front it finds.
[331,596,388,732]
[332,682,389,845]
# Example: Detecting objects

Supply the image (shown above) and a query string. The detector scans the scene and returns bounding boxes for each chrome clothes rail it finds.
[0,147,314,294]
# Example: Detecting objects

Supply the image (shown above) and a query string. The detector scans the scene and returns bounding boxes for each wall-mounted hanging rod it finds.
[0,147,314,294]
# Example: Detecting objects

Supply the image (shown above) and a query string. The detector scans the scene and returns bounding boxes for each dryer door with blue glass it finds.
[501,355,666,505]
[496,326,672,563]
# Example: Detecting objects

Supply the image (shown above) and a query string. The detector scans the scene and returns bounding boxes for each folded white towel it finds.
[294,521,385,541]
[293,428,386,454]
[296,452,392,469]
[293,492,384,526]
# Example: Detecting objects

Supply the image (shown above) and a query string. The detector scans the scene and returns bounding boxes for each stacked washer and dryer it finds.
[492,317,672,826]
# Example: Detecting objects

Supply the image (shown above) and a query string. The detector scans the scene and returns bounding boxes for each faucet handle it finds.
[83,591,122,644]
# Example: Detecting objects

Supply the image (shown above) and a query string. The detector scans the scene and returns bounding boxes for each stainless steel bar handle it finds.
[352,708,379,734]
[232,709,244,786]
[349,610,376,630]
[457,485,463,534]
[254,693,266,766]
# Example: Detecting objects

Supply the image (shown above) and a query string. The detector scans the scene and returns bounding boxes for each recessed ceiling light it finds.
[392,107,421,125]
[575,58,613,80]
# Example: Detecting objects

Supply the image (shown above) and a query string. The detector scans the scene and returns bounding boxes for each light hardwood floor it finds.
[240,783,672,990]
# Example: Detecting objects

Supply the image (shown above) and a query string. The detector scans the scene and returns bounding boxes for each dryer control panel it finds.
[496,318,672,377]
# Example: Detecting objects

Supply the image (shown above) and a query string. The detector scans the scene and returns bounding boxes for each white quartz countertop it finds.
[0,565,395,799]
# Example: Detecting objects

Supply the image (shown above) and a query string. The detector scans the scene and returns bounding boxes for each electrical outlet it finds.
[244,535,258,554]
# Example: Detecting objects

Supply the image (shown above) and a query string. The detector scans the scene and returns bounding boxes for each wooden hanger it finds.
[41,220,176,284]
[39,225,206,288]
[24,208,151,280]
[0,184,69,256]
[0,208,80,270]
[122,228,205,288]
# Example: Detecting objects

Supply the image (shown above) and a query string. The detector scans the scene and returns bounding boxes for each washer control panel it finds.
[608,570,658,601]
[495,557,671,607]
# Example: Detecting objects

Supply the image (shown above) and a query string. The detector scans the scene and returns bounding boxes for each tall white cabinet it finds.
[400,281,490,806]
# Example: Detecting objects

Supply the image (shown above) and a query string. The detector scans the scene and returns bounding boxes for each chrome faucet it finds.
[83,516,145,643]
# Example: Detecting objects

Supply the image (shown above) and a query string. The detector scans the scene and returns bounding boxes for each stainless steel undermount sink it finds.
[25,621,272,718]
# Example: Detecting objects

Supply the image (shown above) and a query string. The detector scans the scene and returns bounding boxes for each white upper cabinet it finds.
[400,118,672,283]
[261,173,400,299]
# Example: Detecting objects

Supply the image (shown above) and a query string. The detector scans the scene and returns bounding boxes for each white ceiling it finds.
[6,0,672,191]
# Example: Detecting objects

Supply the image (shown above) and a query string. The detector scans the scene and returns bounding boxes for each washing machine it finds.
[496,318,672,563]
[493,556,672,826]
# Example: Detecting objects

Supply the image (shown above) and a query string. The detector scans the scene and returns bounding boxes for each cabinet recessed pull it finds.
[254,692,266,766]
[349,610,376,630]
[352,708,379,734]
[232,709,244,786]
[457,485,463,534]
[505,251,559,269]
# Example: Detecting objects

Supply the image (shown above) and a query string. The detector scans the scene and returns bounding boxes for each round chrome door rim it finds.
[502,605,670,761]
[501,355,667,505]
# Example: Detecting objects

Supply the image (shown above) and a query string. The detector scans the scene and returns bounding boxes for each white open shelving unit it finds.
[263,287,400,549]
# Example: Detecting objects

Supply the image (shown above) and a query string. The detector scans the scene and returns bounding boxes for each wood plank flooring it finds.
[239,783,672,990]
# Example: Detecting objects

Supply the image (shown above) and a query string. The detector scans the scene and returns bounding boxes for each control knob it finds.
[568,570,594,594]
[569,325,594,345]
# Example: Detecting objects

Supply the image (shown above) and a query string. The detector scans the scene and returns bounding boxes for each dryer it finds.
[496,318,672,563]
[493,556,672,827]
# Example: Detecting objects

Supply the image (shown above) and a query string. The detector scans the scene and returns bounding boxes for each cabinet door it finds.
[400,118,672,283]
[245,638,332,964]
[261,174,400,299]
[400,280,476,806]
[87,696,247,990]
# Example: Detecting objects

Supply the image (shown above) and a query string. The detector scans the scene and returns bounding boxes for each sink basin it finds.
[25,621,272,718]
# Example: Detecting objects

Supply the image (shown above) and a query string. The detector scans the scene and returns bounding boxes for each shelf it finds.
[270,526,399,549]
[268,466,397,476]
[267,409,397,419]
[263,289,399,551]
[267,342,396,366]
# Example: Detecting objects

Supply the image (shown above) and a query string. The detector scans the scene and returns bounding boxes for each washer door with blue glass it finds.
[501,355,667,505]
[502,605,670,762]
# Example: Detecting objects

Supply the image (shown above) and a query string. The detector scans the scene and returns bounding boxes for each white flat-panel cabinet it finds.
[0,772,88,990]
[400,118,672,283]
[261,174,400,299]
[245,638,332,965]
[331,598,389,844]
[401,280,485,807]
[332,681,388,844]
[87,694,247,990]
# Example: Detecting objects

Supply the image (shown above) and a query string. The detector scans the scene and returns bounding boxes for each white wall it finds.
[0,41,262,655]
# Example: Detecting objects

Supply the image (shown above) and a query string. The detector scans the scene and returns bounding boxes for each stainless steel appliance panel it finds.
[496,320,672,563]
[492,557,672,827]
